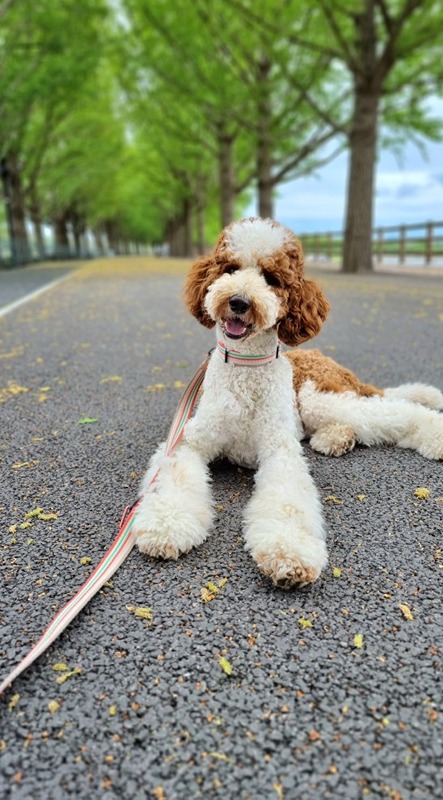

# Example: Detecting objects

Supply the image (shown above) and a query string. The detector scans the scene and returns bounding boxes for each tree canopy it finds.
[1,0,442,268]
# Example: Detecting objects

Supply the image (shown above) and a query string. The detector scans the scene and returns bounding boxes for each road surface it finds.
[1,257,442,799]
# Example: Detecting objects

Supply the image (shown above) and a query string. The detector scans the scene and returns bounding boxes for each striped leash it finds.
[0,353,211,696]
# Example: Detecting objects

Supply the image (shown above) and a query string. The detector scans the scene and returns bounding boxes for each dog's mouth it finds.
[221,317,254,340]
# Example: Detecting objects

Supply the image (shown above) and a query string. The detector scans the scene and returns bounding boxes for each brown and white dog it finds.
[132,217,443,588]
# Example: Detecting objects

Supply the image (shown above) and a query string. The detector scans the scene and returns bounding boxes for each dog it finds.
[132,217,443,588]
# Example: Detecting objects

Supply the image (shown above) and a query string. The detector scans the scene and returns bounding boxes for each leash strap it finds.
[0,353,210,696]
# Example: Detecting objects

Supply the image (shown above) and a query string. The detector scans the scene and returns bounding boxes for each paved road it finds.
[0,264,77,315]
[1,258,442,800]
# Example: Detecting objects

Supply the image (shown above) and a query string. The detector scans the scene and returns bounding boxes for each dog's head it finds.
[183,217,329,346]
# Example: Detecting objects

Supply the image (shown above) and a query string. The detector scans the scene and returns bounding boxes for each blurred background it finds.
[1,0,443,273]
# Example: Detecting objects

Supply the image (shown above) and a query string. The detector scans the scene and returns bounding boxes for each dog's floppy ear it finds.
[278,278,330,346]
[183,254,217,329]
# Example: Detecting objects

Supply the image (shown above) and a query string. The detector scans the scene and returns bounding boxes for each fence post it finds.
[377,227,383,264]
[425,222,433,266]
[399,225,406,265]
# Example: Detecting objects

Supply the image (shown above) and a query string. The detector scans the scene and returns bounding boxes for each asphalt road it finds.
[1,257,442,800]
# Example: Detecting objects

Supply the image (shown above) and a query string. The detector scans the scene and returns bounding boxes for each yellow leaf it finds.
[357,494,366,501]
[298,618,313,629]
[19,521,32,530]
[37,512,58,521]
[201,587,216,602]
[100,375,122,383]
[218,657,233,676]
[80,557,92,565]
[324,495,344,504]
[206,581,220,594]
[146,383,166,392]
[332,567,342,578]
[126,605,153,620]
[25,507,44,518]
[218,578,228,588]
[56,668,82,685]
[414,487,430,499]
[8,524,17,534]
[399,603,414,621]
[8,693,20,711]
[108,705,117,716]
[353,633,364,649]
[174,380,186,389]
[48,700,61,713]
[52,663,69,672]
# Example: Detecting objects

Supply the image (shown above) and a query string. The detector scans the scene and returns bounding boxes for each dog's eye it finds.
[262,270,281,287]
[224,264,239,275]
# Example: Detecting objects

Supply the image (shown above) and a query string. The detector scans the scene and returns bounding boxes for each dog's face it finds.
[184,217,329,346]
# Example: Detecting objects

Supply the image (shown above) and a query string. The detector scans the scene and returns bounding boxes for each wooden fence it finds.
[300,221,443,267]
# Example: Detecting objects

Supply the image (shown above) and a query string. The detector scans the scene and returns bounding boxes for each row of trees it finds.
[1,0,443,271]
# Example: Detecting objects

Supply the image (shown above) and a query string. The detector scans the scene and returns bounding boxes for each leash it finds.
[0,352,210,696]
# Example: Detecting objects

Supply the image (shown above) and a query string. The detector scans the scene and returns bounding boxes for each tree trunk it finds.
[342,88,379,274]
[217,127,235,228]
[183,198,193,257]
[256,55,274,219]
[29,186,46,261]
[53,212,71,259]
[1,153,31,266]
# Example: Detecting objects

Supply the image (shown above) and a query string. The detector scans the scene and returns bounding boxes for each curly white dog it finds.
[132,217,443,588]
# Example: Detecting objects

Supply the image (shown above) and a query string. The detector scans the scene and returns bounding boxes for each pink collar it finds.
[217,340,280,366]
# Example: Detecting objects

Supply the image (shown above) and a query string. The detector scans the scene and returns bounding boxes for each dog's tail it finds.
[383,383,443,410]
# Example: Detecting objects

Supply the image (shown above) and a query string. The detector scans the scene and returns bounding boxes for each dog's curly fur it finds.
[133,217,443,588]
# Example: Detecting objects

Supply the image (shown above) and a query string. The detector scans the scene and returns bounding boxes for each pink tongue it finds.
[226,318,247,335]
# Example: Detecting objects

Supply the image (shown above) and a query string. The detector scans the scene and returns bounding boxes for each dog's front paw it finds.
[132,499,212,560]
[134,528,182,560]
[254,547,326,589]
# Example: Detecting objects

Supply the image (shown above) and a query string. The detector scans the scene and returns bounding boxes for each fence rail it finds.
[300,221,443,268]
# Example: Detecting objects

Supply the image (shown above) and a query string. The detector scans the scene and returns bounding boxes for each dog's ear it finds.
[183,254,217,328]
[278,278,330,346]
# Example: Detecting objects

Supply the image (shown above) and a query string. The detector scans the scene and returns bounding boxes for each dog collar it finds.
[217,340,280,366]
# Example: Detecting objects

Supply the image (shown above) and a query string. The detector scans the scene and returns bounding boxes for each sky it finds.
[261,134,443,236]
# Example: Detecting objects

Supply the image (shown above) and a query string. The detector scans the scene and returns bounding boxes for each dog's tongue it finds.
[225,318,247,336]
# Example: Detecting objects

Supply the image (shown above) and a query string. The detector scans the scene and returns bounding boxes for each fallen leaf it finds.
[399,603,414,621]
[108,705,117,716]
[77,417,98,425]
[8,524,17,534]
[324,495,344,504]
[357,494,366,501]
[126,605,153,621]
[174,380,186,389]
[80,557,92,565]
[146,383,166,392]
[332,567,342,578]
[100,376,122,383]
[353,633,364,649]
[56,668,82,685]
[48,700,61,713]
[218,657,233,676]
[8,693,20,711]
[414,487,430,499]
[52,663,69,672]
[37,512,58,521]
[25,507,44,518]
[298,618,313,629]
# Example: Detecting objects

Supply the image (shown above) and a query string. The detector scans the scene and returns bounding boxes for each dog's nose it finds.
[229,295,250,314]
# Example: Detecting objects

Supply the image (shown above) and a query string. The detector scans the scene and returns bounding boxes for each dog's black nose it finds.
[229,295,250,314]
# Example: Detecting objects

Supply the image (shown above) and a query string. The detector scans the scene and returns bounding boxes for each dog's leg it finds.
[133,441,213,559]
[244,441,327,589]
[299,380,443,460]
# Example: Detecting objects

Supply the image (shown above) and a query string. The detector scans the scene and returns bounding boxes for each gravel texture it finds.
[0,259,442,800]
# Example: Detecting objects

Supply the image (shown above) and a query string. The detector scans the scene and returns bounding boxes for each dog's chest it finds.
[185,356,298,468]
